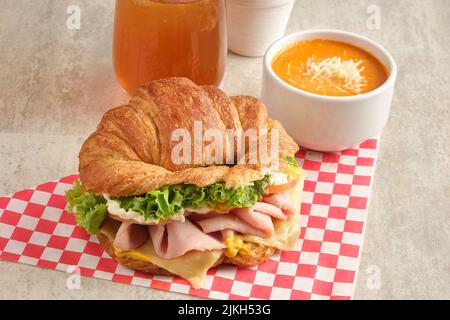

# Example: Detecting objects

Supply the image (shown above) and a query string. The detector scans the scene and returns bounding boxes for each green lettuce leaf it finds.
[65,180,107,234]
[112,176,270,222]
[284,156,299,168]
[117,187,184,221]
[65,175,269,233]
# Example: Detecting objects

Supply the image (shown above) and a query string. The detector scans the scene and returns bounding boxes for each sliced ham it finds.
[195,215,266,237]
[221,229,234,240]
[263,190,296,215]
[253,202,287,220]
[148,219,225,259]
[113,222,149,251]
[232,207,274,236]
[113,188,295,259]
[188,212,222,222]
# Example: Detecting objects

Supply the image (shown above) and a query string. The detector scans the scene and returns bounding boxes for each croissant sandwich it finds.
[66,77,304,288]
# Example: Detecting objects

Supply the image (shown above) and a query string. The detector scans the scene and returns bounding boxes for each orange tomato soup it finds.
[272,39,388,97]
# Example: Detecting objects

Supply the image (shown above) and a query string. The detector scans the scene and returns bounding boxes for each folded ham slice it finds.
[148,219,225,259]
[263,190,296,215]
[232,207,274,236]
[113,222,149,252]
[253,202,287,220]
[195,215,267,237]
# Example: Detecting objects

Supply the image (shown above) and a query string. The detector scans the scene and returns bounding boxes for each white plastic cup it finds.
[226,0,295,57]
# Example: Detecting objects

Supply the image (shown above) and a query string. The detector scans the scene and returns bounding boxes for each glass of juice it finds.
[113,0,227,95]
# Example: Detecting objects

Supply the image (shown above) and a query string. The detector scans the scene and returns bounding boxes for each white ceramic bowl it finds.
[262,29,397,152]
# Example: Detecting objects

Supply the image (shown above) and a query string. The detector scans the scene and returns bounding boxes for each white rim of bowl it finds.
[264,29,398,102]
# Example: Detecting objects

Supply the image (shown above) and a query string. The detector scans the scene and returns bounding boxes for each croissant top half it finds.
[79,78,299,197]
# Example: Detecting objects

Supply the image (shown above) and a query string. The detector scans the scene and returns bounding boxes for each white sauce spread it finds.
[103,195,212,224]
[261,168,289,185]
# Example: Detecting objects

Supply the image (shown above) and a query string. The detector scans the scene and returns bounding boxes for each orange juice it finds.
[113,0,227,95]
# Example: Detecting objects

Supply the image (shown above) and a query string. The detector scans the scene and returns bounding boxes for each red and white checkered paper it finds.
[0,138,378,300]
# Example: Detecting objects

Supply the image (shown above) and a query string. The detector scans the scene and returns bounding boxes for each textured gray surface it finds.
[0,0,449,299]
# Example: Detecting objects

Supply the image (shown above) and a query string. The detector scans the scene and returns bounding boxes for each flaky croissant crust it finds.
[79,78,298,197]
